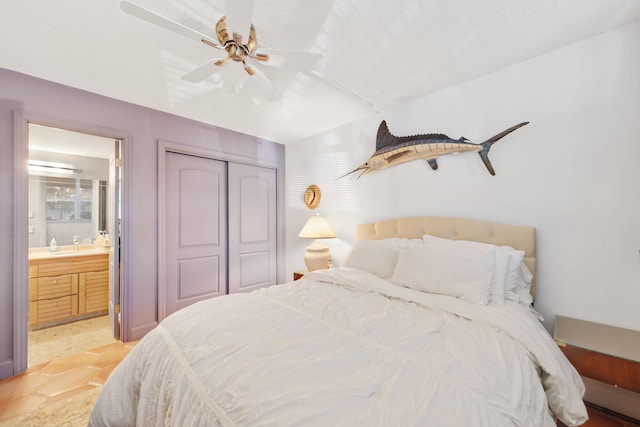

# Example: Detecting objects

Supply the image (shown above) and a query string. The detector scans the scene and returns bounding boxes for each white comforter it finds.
[90,268,587,426]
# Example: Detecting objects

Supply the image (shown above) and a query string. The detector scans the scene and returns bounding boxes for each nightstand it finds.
[554,315,640,421]
[293,270,307,281]
[293,270,309,280]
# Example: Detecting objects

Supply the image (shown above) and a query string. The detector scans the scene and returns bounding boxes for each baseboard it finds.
[128,321,158,341]
[0,358,15,380]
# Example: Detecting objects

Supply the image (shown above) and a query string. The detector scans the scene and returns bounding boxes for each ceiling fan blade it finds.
[215,66,278,101]
[256,50,324,73]
[220,69,242,95]
[224,0,255,42]
[120,1,221,48]
[246,66,280,102]
[181,58,226,83]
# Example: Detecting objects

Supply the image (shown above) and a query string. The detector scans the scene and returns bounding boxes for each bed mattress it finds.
[90,268,587,426]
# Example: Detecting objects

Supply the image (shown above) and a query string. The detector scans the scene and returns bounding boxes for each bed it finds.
[90,216,588,426]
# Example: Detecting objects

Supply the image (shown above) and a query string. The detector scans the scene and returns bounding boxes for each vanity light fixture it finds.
[28,160,81,175]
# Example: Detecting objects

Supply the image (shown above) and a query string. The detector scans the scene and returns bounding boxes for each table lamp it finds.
[298,213,336,271]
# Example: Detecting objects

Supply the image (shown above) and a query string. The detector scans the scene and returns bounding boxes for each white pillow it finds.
[504,254,534,305]
[504,249,525,290]
[491,248,512,304]
[342,238,422,279]
[422,235,536,306]
[391,240,496,305]
[423,234,509,304]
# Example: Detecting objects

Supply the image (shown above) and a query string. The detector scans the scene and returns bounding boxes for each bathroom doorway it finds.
[26,123,122,366]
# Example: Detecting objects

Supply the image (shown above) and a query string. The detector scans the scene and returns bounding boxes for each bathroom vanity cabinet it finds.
[28,251,109,329]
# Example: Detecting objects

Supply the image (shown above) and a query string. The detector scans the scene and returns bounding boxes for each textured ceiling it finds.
[2,1,640,144]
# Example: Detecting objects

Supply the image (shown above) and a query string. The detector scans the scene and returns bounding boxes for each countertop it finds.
[28,245,109,260]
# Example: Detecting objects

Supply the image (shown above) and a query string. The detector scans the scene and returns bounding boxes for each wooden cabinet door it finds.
[228,163,277,293]
[163,152,228,318]
[79,270,109,314]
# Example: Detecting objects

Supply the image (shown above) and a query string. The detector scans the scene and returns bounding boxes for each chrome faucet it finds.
[73,235,80,252]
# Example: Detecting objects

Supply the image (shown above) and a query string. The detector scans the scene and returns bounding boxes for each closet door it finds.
[164,152,227,316]
[228,163,277,293]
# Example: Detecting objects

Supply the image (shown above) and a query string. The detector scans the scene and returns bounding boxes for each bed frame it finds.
[356,216,537,299]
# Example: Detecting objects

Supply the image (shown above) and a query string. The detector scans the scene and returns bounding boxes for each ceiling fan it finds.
[120,0,323,86]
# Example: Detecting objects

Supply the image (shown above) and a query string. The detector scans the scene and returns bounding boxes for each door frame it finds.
[157,139,286,322]
[12,110,131,374]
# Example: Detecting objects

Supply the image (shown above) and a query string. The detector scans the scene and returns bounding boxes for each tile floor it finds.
[29,315,114,367]
[0,340,137,423]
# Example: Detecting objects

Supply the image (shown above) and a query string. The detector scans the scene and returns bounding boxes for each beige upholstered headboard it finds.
[356,216,537,299]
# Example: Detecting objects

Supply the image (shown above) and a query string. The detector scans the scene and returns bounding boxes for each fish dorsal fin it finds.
[376,120,397,151]
[376,121,452,151]
[398,132,450,142]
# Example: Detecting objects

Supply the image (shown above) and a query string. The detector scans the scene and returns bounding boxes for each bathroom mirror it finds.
[28,124,112,248]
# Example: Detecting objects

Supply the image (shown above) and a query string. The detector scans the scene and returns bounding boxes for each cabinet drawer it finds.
[559,344,640,393]
[29,253,109,277]
[30,274,78,301]
[29,295,79,325]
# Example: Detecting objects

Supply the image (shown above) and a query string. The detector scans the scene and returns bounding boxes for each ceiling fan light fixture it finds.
[120,0,321,90]
[214,57,229,67]
[201,38,220,50]
[216,16,232,46]
[226,43,242,62]
[212,15,264,73]
[243,63,256,76]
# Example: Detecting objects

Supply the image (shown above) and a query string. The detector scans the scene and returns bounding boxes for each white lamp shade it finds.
[298,214,336,239]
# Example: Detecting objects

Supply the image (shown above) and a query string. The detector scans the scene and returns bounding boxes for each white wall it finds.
[286,20,640,333]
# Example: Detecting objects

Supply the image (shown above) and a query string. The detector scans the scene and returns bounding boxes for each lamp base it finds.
[304,241,331,271]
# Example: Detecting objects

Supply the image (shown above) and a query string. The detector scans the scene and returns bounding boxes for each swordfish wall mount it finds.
[342,120,529,178]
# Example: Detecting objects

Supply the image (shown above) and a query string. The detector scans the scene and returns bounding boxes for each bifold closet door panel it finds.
[164,152,228,317]
[228,163,277,294]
